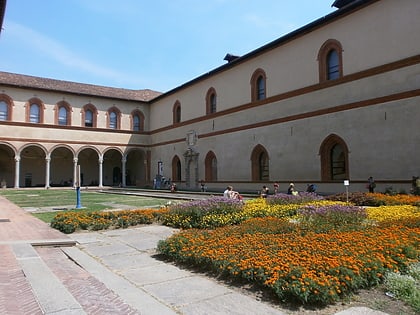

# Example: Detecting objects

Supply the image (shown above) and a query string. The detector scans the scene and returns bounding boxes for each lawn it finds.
[0,188,174,222]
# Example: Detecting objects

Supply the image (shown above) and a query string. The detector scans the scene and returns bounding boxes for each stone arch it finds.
[0,142,17,187]
[319,134,349,181]
[251,144,270,181]
[204,151,217,181]
[19,143,48,187]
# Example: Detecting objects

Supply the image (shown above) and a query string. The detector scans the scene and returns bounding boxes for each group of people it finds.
[224,182,318,200]
[223,186,242,200]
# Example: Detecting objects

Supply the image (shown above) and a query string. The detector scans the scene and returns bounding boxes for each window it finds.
[133,115,140,131]
[318,39,343,82]
[82,104,97,127]
[172,155,182,181]
[250,68,267,102]
[25,98,44,123]
[0,94,12,121]
[205,151,217,181]
[327,50,340,80]
[85,110,93,127]
[30,104,40,123]
[0,101,8,121]
[173,101,181,124]
[206,88,217,115]
[131,110,144,131]
[109,112,117,129]
[58,107,67,125]
[107,107,121,130]
[55,101,71,126]
[251,144,269,181]
[320,134,349,181]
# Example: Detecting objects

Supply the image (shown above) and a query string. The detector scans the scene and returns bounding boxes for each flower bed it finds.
[157,193,420,305]
[50,192,420,307]
[51,209,167,233]
[157,217,420,305]
[327,192,420,206]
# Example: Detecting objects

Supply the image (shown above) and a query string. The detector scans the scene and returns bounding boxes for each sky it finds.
[0,1,336,93]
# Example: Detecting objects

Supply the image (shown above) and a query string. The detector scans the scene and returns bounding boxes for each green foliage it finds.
[385,263,420,313]
[160,196,244,229]
[50,209,165,233]
[327,192,381,206]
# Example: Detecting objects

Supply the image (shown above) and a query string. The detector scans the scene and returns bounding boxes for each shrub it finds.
[266,192,323,205]
[51,208,167,233]
[326,192,379,206]
[385,262,420,313]
[298,204,367,232]
[160,196,243,229]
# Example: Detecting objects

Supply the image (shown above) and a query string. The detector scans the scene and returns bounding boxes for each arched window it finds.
[82,104,97,127]
[0,94,12,121]
[109,112,117,129]
[26,98,44,123]
[30,104,40,123]
[131,110,144,131]
[58,107,67,125]
[107,107,121,130]
[206,88,217,115]
[319,134,349,181]
[318,39,343,82]
[327,50,340,80]
[85,110,93,127]
[133,115,140,131]
[250,68,267,102]
[251,144,269,181]
[173,101,181,124]
[55,101,71,126]
[172,155,182,181]
[0,101,8,121]
[205,151,217,181]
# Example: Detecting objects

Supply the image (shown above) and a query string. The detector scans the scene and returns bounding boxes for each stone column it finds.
[45,156,51,189]
[98,156,103,188]
[14,156,20,188]
[122,156,127,187]
[73,158,78,188]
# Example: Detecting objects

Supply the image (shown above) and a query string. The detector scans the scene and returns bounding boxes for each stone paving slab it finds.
[0,245,43,315]
[13,243,86,314]
[63,246,177,315]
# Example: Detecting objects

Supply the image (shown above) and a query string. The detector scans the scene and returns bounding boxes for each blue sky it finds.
[0,1,336,92]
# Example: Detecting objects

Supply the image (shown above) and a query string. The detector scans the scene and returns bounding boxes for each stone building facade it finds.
[1,0,419,193]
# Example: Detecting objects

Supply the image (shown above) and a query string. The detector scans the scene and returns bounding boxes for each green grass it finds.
[0,189,175,223]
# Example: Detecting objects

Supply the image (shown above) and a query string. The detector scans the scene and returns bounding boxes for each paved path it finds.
[0,195,390,315]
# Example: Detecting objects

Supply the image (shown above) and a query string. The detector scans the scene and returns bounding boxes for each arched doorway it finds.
[0,143,15,187]
[126,149,147,187]
[77,147,99,186]
[20,145,46,187]
[50,146,74,186]
[103,148,123,186]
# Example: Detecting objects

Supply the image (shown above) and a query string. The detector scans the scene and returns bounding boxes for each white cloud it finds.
[4,21,146,88]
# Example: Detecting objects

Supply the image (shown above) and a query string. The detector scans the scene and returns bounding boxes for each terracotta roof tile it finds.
[0,71,162,102]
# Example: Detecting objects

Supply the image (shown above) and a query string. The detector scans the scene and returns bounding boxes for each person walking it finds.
[367,176,376,193]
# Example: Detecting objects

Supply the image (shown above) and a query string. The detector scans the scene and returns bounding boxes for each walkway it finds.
[0,195,389,315]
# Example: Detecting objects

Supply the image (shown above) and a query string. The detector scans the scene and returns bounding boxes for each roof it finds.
[0,0,6,33]
[332,0,362,9]
[0,71,162,102]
